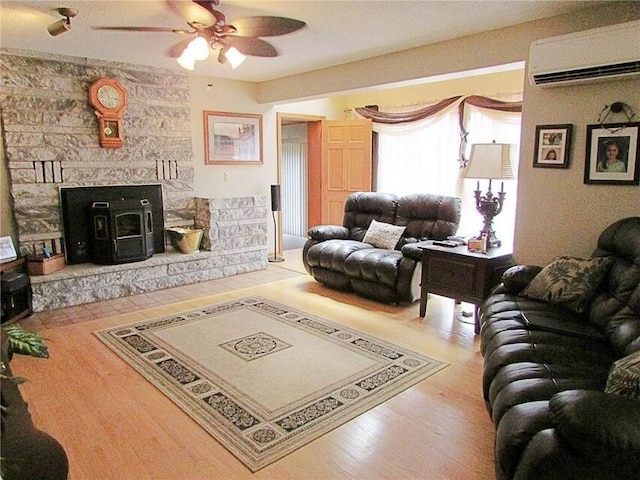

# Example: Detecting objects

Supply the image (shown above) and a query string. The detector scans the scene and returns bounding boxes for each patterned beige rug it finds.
[95,297,447,471]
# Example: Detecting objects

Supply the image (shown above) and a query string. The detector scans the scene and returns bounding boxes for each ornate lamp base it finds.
[473,186,506,249]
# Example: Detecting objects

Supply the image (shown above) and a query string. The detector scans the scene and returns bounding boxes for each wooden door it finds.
[321,119,372,225]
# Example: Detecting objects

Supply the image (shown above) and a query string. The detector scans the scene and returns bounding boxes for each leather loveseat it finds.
[302,191,461,304]
[480,216,640,480]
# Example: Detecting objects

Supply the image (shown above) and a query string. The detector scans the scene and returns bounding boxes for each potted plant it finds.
[1,324,68,480]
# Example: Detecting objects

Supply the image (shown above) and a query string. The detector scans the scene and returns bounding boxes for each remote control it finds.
[433,240,458,248]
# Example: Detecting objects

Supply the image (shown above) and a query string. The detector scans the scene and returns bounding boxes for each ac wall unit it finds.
[528,20,640,87]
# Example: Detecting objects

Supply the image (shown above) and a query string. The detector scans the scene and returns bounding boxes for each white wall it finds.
[516,77,640,265]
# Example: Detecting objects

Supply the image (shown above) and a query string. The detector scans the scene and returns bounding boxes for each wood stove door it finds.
[114,212,146,263]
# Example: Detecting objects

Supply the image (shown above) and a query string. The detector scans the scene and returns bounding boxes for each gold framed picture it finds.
[204,111,263,165]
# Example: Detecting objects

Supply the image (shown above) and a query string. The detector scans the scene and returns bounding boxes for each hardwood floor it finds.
[11,249,495,480]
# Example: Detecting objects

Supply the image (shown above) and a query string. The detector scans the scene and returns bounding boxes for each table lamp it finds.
[464,142,515,248]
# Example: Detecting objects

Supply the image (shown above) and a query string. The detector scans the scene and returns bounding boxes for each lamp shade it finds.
[188,36,210,61]
[176,50,196,70]
[225,46,246,69]
[465,143,515,179]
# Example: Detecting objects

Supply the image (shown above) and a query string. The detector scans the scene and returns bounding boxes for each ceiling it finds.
[0,0,603,83]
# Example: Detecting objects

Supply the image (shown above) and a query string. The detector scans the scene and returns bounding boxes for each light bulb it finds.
[225,47,246,69]
[177,50,195,71]
[188,37,210,61]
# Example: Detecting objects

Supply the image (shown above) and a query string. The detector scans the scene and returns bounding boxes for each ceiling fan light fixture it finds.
[187,36,210,61]
[177,50,196,71]
[225,46,246,69]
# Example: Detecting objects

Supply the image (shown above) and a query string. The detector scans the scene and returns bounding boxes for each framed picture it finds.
[584,122,640,185]
[0,236,17,263]
[204,111,263,165]
[533,124,572,168]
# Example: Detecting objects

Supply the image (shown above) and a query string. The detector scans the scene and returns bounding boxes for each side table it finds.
[418,243,513,334]
[1,256,33,324]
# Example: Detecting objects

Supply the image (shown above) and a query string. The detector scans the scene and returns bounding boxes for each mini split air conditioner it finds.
[528,20,640,87]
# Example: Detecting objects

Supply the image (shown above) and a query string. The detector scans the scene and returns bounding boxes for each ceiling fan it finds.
[92,0,306,70]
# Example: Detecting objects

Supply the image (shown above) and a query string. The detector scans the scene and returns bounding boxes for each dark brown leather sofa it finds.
[480,217,640,480]
[302,191,461,304]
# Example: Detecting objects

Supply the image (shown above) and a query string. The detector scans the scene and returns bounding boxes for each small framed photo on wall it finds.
[584,122,639,185]
[533,124,572,168]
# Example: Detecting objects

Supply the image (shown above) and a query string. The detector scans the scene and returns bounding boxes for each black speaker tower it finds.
[269,185,284,263]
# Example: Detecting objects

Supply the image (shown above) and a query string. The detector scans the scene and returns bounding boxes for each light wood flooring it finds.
[11,249,495,480]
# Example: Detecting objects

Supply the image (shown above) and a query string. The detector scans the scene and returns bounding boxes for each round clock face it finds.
[97,85,121,109]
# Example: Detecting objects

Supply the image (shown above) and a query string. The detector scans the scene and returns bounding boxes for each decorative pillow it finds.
[605,350,640,398]
[521,256,613,314]
[362,219,406,249]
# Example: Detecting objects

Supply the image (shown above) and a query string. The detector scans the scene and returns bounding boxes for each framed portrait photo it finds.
[584,122,640,185]
[533,124,572,168]
[204,111,263,165]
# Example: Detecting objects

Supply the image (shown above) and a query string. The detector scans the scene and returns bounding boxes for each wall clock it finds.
[88,78,128,148]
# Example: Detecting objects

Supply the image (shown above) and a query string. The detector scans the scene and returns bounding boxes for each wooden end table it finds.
[1,256,32,324]
[418,243,513,334]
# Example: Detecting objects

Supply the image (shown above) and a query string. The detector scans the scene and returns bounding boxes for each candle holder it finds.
[473,180,506,247]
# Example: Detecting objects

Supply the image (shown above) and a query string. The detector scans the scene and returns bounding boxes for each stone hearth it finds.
[30,250,265,312]
[30,195,268,311]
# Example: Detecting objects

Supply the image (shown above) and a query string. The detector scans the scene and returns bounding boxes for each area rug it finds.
[95,296,447,471]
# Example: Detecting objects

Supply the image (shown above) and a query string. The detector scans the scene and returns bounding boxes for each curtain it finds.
[355,96,462,124]
[372,100,462,196]
[458,96,523,167]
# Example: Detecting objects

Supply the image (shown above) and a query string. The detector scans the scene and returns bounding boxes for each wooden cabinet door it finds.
[321,119,372,225]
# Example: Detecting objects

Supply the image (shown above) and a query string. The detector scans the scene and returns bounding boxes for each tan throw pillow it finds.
[521,256,613,314]
[605,350,640,398]
[362,219,405,249]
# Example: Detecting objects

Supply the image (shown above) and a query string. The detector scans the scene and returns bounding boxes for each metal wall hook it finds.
[597,101,636,132]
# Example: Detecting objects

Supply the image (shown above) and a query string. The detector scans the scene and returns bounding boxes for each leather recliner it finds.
[480,216,640,480]
[302,191,461,304]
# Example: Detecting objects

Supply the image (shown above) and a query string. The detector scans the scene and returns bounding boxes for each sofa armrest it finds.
[307,225,350,242]
[549,390,640,474]
[400,241,430,261]
[500,265,543,293]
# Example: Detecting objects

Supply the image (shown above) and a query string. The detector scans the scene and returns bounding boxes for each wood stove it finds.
[60,185,165,264]
[89,198,154,264]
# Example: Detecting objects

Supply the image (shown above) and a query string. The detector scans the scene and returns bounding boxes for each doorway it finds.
[277,113,324,252]
[281,121,308,249]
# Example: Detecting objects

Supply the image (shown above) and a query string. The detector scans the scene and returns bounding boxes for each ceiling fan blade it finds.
[229,16,305,37]
[222,37,277,57]
[165,0,221,25]
[93,26,193,34]
[167,38,194,58]
[193,0,226,24]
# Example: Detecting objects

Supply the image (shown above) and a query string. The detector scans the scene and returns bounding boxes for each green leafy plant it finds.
[1,324,48,387]
[2,324,49,361]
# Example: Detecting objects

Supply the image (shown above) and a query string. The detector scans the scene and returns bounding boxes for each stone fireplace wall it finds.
[1,50,270,311]
[0,50,195,257]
